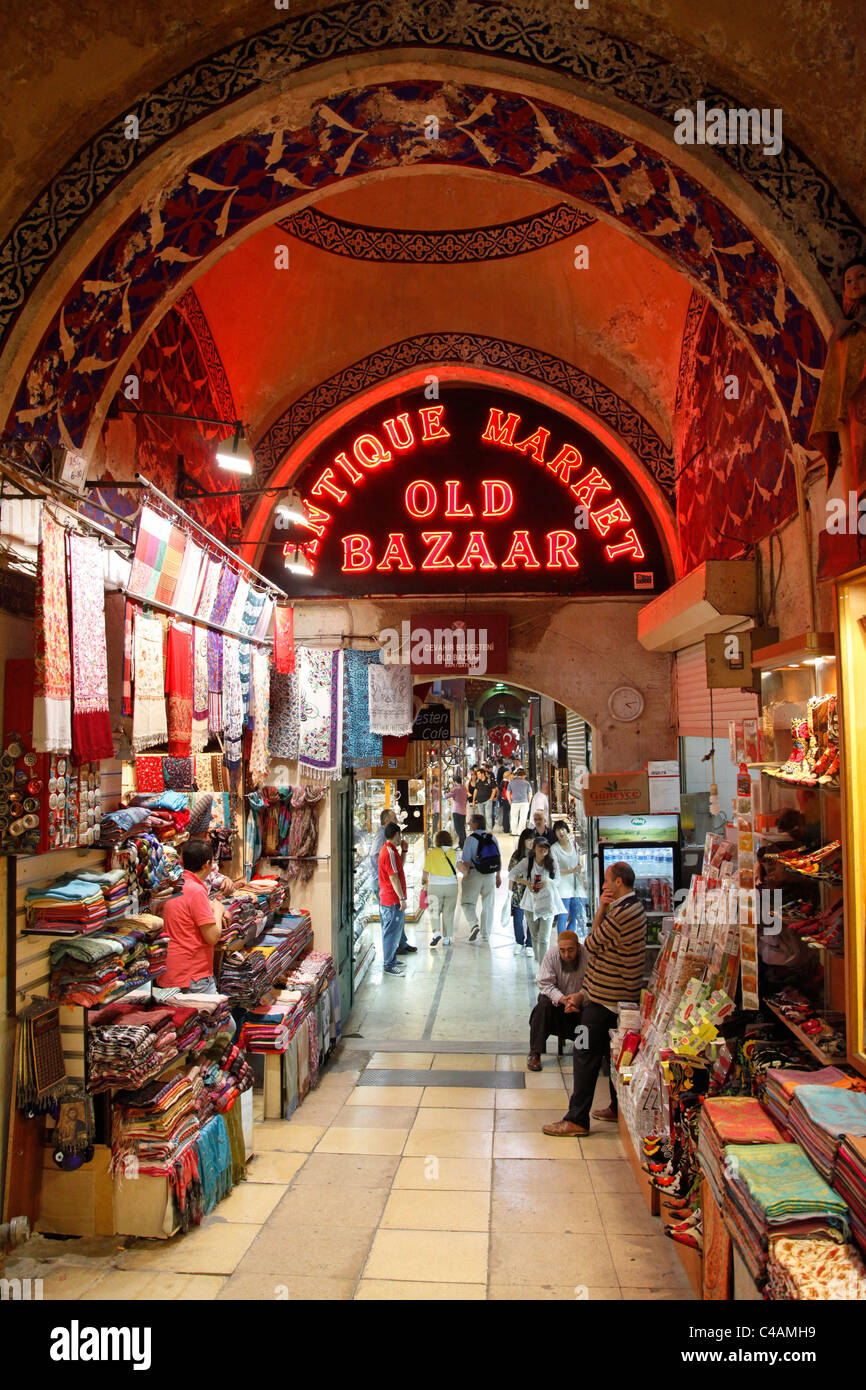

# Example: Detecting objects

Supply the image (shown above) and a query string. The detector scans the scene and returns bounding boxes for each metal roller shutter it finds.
[676,642,758,738]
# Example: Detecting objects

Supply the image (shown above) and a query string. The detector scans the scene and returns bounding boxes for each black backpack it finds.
[471,832,501,875]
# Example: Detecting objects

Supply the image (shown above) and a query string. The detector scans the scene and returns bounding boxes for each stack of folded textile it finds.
[218,892,260,950]
[25,877,108,935]
[87,1003,178,1091]
[762,1066,850,1135]
[834,1137,866,1252]
[236,996,303,1052]
[79,868,133,922]
[218,948,271,1004]
[767,1236,866,1299]
[283,947,335,1001]
[248,876,287,917]
[723,1142,850,1285]
[111,1068,203,1176]
[697,1097,785,1207]
[49,919,167,1006]
[98,805,152,845]
[787,1085,866,1182]
[198,1044,254,1123]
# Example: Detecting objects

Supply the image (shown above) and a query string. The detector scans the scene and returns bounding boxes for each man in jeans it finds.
[509,767,532,836]
[543,861,646,1136]
[458,814,502,943]
[473,768,497,830]
[378,820,409,976]
[369,807,416,956]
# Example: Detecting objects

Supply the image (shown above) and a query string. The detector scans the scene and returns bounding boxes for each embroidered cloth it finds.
[69,533,114,760]
[343,649,382,767]
[132,612,168,752]
[298,647,343,781]
[269,671,299,760]
[368,662,414,735]
[33,507,72,754]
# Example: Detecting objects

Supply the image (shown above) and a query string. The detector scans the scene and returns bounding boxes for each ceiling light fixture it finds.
[215,424,254,475]
[275,489,312,527]
[284,544,313,577]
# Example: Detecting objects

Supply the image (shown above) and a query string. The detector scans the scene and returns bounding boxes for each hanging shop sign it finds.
[412,704,452,741]
[397,612,509,676]
[263,386,670,598]
[581,771,650,815]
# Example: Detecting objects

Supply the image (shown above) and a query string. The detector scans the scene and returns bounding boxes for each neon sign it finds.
[270,387,667,598]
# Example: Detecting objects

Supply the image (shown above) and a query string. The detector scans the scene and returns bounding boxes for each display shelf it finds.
[764,1000,845,1065]
[750,632,836,671]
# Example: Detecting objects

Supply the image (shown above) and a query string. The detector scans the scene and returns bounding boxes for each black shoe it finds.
[396,944,418,954]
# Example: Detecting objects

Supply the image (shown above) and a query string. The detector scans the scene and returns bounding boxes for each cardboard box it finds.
[114,1172,178,1239]
[37,1143,115,1237]
[582,771,650,815]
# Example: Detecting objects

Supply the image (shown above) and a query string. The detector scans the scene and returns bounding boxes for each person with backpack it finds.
[509,835,566,970]
[458,813,502,943]
[421,829,459,947]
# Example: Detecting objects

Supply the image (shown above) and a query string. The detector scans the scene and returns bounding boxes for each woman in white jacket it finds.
[508,836,565,969]
[550,820,585,937]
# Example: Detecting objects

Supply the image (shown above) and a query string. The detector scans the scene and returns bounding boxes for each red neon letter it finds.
[333,450,363,484]
[353,433,393,469]
[590,499,632,536]
[547,444,583,487]
[421,531,455,570]
[445,480,474,518]
[302,500,330,538]
[376,533,416,571]
[481,408,521,447]
[405,479,437,519]
[456,531,496,571]
[382,413,415,451]
[512,426,550,465]
[605,529,645,561]
[419,406,450,442]
[310,468,348,504]
[501,530,541,569]
[546,530,580,569]
[482,480,514,518]
[342,534,373,571]
[570,467,611,509]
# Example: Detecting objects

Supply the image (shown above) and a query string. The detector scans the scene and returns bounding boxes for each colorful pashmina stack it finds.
[297,647,344,782]
[697,1096,785,1207]
[787,1085,866,1182]
[68,533,114,761]
[762,1065,849,1133]
[368,662,414,735]
[32,507,72,754]
[269,671,299,760]
[767,1237,866,1299]
[273,604,295,672]
[835,1136,866,1252]
[165,622,193,757]
[132,612,168,752]
[343,648,382,767]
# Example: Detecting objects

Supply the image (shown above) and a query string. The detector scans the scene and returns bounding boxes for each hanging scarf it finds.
[132,612,168,752]
[174,539,203,614]
[248,648,271,788]
[253,595,274,642]
[297,647,343,782]
[33,507,72,754]
[154,525,186,608]
[222,636,244,769]
[239,588,266,717]
[286,786,326,882]
[134,753,164,794]
[69,533,114,761]
[165,622,193,757]
[128,505,171,600]
[343,649,382,767]
[368,662,414,735]
[191,622,209,753]
[163,756,193,791]
[194,754,213,791]
[206,564,237,731]
[269,671,299,760]
[274,605,295,673]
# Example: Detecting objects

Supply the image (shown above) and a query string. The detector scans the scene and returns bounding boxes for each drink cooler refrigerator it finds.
[591,815,681,931]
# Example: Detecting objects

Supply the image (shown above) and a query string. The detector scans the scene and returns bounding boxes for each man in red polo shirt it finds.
[161,839,223,992]
[378,820,409,977]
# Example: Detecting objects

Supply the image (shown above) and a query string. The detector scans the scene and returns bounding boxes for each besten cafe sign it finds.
[274,394,665,598]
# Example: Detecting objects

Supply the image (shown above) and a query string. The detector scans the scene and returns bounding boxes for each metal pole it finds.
[134,472,286,599]
[114,586,273,647]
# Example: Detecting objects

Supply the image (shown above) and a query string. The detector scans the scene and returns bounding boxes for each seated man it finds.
[527,930,586,1070]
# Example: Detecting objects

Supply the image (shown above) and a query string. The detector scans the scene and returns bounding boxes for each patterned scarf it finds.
[298,647,343,781]
[128,505,171,601]
[165,622,193,757]
[222,637,244,769]
[134,754,164,794]
[368,662,414,735]
[248,648,271,788]
[207,564,237,731]
[174,539,203,614]
[269,671,299,760]
[343,649,382,767]
[132,612,168,752]
[154,526,186,608]
[33,507,72,754]
[191,623,209,752]
[69,533,114,761]
[274,605,295,673]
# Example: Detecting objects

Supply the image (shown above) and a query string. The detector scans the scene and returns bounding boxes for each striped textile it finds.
[582,891,646,1008]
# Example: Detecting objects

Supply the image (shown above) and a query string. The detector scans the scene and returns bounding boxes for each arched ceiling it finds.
[1,0,861,580]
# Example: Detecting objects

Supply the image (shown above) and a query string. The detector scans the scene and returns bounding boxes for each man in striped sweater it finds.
[543,861,646,1137]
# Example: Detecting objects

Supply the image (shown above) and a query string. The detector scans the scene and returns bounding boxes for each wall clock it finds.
[608,686,644,722]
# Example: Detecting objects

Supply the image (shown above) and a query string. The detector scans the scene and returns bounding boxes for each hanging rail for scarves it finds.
[0,463,135,551]
[109,584,274,648]
[135,472,286,600]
